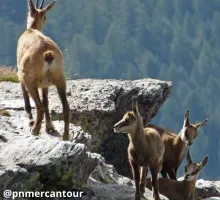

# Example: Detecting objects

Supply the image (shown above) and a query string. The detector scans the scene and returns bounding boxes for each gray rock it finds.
[83,157,168,200]
[0,109,99,198]
[1,80,219,200]
[196,179,220,199]
[0,79,172,178]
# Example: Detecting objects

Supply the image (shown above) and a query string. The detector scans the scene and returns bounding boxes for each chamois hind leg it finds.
[167,168,177,180]
[160,169,168,178]
[21,84,34,127]
[42,88,55,133]
[55,78,71,141]
[24,82,45,136]
[130,160,141,200]
[150,165,161,200]
[174,168,178,177]
[140,167,148,194]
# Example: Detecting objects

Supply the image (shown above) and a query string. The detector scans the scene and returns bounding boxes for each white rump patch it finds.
[43,60,57,74]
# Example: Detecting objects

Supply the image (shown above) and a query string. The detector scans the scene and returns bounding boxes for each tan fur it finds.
[17,0,71,140]
[147,110,208,180]
[114,96,165,200]
[146,150,208,200]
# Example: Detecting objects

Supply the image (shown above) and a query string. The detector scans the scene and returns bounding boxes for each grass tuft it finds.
[0,109,11,117]
[0,66,19,83]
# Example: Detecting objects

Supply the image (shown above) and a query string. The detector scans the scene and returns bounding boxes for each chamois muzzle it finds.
[114,122,124,133]
[113,124,120,132]
[186,141,193,146]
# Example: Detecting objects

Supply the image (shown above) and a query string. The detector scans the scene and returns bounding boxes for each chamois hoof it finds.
[31,127,40,136]
[60,134,69,141]
[140,186,145,195]
[46,122,55,133]
[154,194,161,200]
[31,130,40,136]
[135,193,141,200]
[29,119,34,127]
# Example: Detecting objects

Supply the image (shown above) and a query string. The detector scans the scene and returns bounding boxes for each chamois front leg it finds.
[130,160,141,200]
[24,83,45,135]
[42,88,55,132]
[21,84,34,127]
[160,169,168,178]
[57,87,71,141]
[140,167,148,194]
[160,164,168,178]
[150,166,161,200]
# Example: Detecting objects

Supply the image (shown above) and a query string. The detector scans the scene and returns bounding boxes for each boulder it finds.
[0,79,172,178]
[196,179,220,199]
[0,109,99,196]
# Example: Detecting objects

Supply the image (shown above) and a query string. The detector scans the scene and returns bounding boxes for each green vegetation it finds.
[0,0,219,179]
[0,66,19,83]
[0,109,11,117]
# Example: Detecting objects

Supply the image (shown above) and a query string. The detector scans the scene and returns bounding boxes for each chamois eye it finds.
[125,119,130,124]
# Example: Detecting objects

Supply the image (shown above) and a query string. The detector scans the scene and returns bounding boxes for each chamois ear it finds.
[184,109,190,127]
[195,118,208,130]
[186,150,192,164]
[43,1,56,13]
[199,155,208,170]
[132,96,139,117]
[28,0,36,13]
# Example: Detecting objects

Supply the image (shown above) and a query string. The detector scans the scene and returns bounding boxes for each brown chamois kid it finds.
[147,110,207,180]
[114,96,165,200]
[17,0,71,140]
[146,150,209,200]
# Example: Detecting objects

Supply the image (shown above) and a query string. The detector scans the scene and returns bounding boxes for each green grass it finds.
[0,66,19,83]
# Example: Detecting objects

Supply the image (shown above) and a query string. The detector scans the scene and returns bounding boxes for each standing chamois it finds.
[147,110,208,180]
[17,0,71,140]
[114,96,165,200]
[146,150,209,200]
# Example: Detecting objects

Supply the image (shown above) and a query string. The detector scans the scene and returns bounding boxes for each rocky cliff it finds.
[0,79,219,200]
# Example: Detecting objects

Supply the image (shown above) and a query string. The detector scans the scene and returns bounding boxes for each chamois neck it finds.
[182,178,197,200]
[128,121,144,143]
[27,14,43,31]
[177,128,187,144]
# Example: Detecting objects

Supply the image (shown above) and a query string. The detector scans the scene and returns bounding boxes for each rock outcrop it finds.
[0,79,172,178]
[196,179,220,199]
[0,79,220,200]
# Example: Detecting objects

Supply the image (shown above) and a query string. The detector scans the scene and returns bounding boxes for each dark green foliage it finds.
[0,0,219,179]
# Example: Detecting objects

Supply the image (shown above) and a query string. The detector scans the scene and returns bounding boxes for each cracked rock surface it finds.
[0,110,99,195]
[0,79,172,178]
[0,80,219,200]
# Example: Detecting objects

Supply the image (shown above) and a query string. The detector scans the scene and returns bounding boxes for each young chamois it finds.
[17,0,71,140]
[114,96,165,200]
[146,150,209,200]
[147,110,207,180]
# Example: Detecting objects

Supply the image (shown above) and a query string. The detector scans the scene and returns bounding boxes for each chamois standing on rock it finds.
[17,0,71,140]
[147,109,208,180]
[146,150,209,200]
[114,96,165,200]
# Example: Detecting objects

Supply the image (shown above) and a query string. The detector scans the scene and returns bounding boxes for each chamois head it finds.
[114,96,142,134]
[184,150,208,180]
[180,110,208,146]
[27,0,56,31]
